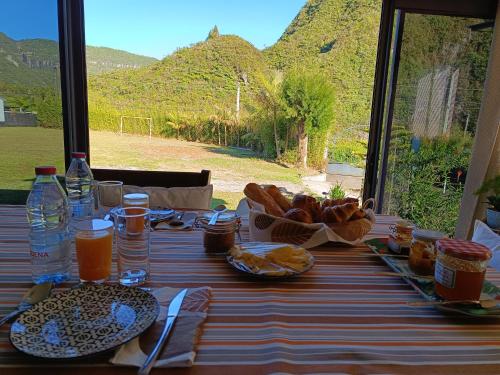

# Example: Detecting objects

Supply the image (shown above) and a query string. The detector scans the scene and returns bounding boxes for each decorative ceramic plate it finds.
[10,283,159,359]
[365,238,500,318]
[227,242,315,279]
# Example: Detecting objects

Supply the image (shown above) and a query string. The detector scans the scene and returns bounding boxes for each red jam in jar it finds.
[434,239,492,301]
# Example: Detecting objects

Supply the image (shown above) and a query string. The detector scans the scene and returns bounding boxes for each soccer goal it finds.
[119,115,153,139]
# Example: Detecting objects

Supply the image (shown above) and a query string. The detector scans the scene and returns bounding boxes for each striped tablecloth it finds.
[1,204,500,374]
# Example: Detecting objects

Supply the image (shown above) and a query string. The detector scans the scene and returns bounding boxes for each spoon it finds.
[169,212,185,227]
[407,298,498,309]
[0,282,53,327]
[209,204,227,225]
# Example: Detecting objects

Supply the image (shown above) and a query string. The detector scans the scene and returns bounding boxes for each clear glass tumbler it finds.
[123,193,149,209]
[75,219,114,283]
[97,180,123,213]
[114,207,151,286]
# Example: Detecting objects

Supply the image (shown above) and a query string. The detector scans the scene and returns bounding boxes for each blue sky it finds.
[0,0,306,59]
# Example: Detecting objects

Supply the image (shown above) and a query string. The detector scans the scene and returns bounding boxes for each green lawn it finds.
[0,127,304,208]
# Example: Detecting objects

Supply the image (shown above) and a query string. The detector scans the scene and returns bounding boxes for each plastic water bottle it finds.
[65,152,94,226]
[26,166,71,284]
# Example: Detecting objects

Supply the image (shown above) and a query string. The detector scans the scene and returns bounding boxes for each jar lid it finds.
[436,239,492,261]
[71,152,86,158]
[35,166,56,175]
[74,219,113,231]
[201,212,236,223]
[412,229,446,241]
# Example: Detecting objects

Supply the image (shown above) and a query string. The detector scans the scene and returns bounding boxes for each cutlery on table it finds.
[138,288,188,375]
[377,271,434,280]
[209,204,227,225]
[0,282,53,327]
[407,298,498,309]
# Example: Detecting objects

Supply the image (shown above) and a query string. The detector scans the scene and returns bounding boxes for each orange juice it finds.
[123,194,149,234]
[75,219,113,282]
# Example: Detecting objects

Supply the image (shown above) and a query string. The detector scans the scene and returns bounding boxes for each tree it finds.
[255,71,284,158]
[281,69,335,168]
[207,25,220,40]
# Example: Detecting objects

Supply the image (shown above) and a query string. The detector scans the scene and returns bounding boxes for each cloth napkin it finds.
[110,286,211,368]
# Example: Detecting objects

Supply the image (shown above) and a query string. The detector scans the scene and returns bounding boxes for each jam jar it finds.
[199,212,240,254]
[435,239,491,301]
[408,229,446,276]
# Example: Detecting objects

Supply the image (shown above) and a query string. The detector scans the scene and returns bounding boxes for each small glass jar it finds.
[435,239,491,301]
[408,229,446,276]
[199,212,240,254]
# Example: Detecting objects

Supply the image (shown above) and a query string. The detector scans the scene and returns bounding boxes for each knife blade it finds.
[0,282,53,327]
[138,288,188,375]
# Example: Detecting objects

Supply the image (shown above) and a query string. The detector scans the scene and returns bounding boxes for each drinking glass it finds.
[114,207,151,286]
[97,181,123,213]
[75,219,113,283]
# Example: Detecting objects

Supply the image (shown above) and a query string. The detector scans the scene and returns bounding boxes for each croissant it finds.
[292,195,321,222]
[331,197,359,207]
[284,208,313,224]
[244,183,284,217]
[321,203,359,223]
[349,209,366,221]
[265,185,292,212]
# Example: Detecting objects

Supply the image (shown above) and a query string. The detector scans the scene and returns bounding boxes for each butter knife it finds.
[138,288,188,375]
[0,282,53,327]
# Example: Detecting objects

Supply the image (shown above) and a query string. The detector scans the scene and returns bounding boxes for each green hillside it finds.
[0,32,157,89]
[85,46,157,74]
[88,34,270,119]
[265,0,380,130]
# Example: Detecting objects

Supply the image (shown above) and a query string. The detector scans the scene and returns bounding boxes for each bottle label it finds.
[435,260,455,289]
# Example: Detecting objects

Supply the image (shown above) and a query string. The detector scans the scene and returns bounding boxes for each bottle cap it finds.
[34,166,57,175]
[71,152,86,158]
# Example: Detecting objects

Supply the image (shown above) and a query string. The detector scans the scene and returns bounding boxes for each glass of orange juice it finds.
[123,193,149,233]
[75,219,114,283]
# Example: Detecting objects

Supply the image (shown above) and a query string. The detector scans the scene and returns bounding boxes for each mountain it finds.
[0,32,157,89]
[88,34,270,117]
[265,0,380,129]
[86,46,157,75]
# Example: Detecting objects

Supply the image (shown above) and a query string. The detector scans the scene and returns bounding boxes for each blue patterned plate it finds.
[365,238,500,318]
[10,283,159,359]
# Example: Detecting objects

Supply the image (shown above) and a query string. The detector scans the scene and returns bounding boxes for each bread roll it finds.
[321,203,359,224]
[349,209,366,221]
[283,208,313,224]
[292,195,321,222]
[244,183,284,217]
[265,185,292,212]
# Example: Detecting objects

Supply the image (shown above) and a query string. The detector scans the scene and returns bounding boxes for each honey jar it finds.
[408,229,446,276]
[435,239,491,301]
[199,212,240,254]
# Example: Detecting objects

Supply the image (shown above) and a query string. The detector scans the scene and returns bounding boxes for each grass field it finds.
[0,127,305,208]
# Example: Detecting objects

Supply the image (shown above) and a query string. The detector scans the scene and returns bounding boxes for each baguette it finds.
[244,183,284,217]
[265,185,292,212]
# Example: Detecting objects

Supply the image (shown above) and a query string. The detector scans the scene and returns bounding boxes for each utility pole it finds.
[236,81,240,121]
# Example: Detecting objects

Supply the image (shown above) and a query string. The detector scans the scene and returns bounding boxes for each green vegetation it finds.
[329,183,346,199]
[476,175,500,212]
[85,46,157,75]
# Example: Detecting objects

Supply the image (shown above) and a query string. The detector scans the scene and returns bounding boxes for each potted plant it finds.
[475,175,500,229]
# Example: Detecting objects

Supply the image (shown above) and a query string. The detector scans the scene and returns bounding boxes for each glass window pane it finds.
[380,14,494,235]
[0,0,64,204]
[85,1,380,208]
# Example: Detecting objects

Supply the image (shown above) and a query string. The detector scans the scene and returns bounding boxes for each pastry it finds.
[321,203,359,223]
[244,183,284,217]
[331,197,359,207]
[349,209,366,221]
[326,218,372,241]
[265,185,292,212]
[292,195,321,222]
[284,208,313,224]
